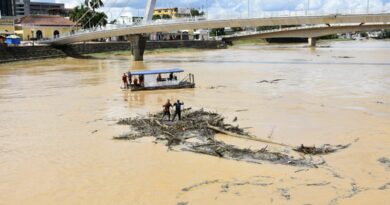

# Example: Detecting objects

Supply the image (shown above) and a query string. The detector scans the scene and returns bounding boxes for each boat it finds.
[127,68,195,91]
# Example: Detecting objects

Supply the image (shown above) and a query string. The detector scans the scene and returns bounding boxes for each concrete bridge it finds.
[222,23,390,46]
[42,0,390,60]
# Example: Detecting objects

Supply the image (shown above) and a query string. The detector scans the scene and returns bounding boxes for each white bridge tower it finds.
[143,0,157,23]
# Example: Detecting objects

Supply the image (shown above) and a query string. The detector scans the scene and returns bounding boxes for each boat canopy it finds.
[130,68,184,76]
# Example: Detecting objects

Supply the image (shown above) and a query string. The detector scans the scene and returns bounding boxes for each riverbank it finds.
[0,40,226,64]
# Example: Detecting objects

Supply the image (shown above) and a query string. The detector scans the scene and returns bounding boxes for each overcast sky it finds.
[39,0,390,20]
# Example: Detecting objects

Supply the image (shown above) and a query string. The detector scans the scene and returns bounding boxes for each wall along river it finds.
[0,40,389,205]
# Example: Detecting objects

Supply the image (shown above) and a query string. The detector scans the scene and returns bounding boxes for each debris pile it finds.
[116,109,349,167]
[293,144,350,155]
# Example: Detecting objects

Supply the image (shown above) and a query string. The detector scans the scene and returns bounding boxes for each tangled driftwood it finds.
[116,109,349,167]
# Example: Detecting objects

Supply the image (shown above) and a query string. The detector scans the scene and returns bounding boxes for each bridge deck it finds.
[43,14,390,45]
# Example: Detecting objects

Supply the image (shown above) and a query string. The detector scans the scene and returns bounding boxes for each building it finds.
[193,29,210,41]
[15,0,29,16]
[153,8,191,19]
[0,17,15,36]
[15,15,75,40]
[149,30,193,41]
[14,0,65,16]
[0,0,16,16]
[30,1,64,15]
[115,16,143,25]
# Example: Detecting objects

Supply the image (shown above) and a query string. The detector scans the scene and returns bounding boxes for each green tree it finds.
[256,25,279,31]
[190,9,204,17]
[91,12,108,27]
[84,0,104,11]
[69,4,91,29]
[69,4,89,23]
[69,3,107,29]
[210,28,225,36]
[231,27,243,32]
[162,14,171,19]
[152,14,171,20]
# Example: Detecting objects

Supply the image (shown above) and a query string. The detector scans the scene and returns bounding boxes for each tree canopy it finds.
[70,0,107,29]
[190,9,204,17]
[152,14,171,20]
[84,0,104,11]
[210,28,225,36]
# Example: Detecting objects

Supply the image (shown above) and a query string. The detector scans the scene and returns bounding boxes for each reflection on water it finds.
[0,40,389,205]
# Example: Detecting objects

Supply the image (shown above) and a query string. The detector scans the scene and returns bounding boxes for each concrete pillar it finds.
[308,37,317,47]
[128,34,147,61]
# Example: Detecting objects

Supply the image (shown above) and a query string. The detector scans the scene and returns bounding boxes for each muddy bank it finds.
[116,109,349,167]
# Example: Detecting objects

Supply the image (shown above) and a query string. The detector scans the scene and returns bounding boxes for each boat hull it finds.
[129,83,195,92]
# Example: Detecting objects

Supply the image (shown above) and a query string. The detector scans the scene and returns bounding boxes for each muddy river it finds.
[0,40,389,205]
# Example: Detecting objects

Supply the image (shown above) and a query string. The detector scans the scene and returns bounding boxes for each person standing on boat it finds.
[162,99,172,121]
[122,73,128,88]
[169,72,173,81]
[172,100,184,121]
[127,71,132,86]
[139,75,145,86]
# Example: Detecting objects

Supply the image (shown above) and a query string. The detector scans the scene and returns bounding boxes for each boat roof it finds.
[130,68,184,75]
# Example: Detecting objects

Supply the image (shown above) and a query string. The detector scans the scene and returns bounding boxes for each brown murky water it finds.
[0,40,389,205]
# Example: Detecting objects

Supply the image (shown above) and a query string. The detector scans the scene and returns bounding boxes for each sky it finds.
[39,0,390,20]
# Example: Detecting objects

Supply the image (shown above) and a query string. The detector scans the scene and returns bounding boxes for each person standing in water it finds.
[172,100,184,121]
[162,99,172,121]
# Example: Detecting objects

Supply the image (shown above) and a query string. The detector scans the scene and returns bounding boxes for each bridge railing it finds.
[40,24,133,43]
[42,8,390,43]
[221,22,390,39]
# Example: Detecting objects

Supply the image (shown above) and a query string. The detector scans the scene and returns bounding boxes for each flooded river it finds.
[0,40,389,205]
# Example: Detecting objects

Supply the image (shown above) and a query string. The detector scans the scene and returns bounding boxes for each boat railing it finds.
[180,73,195,84]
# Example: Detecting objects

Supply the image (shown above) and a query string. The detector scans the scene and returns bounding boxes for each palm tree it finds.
[91,12,108,28]
[69,4,89,22]
[69,4,92,29]
[85,0,104,11]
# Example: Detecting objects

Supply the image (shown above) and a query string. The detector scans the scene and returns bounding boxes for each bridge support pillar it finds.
[308,37,317,47]
[128,34,147,61]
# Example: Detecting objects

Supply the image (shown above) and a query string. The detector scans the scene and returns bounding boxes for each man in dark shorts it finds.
[172,100,184,121]
[162,99,172,121]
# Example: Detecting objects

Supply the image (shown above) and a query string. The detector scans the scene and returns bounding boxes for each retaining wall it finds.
[0,41,226,64]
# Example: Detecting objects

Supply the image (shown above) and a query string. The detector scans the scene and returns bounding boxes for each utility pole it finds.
[307,0,310,15]
[367,0,370,13]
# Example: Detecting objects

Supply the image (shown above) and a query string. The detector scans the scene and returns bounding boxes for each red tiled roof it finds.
[18,15,75,26]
